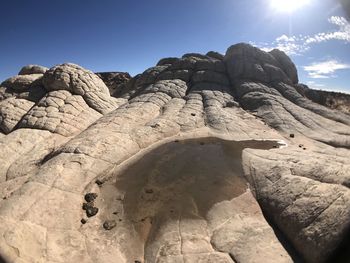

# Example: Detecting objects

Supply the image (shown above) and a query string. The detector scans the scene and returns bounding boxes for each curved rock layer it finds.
[0,43,349,263]
[296,84,350,114]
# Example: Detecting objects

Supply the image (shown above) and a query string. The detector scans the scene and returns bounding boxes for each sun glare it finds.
[270,0,311,13]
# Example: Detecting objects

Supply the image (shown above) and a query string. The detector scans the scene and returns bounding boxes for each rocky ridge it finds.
[0,43,349,263]
[296,84,350,114]
[95,72,131,96]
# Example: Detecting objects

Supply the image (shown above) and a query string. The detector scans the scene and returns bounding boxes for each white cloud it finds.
[303,60,350,78]
[276,34,296,42]
[255,35,309,55]
[305,16,350,44]
[253,16,350,56]
[306,81,325,87]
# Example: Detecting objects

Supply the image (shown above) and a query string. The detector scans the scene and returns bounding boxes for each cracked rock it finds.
[0,43,349,263]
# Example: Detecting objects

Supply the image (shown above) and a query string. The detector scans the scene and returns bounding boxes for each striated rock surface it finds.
[18,64,49,75]
[0,43,349,263]
[296,84,350,114]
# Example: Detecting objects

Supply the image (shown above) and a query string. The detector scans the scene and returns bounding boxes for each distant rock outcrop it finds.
[296,84,350,114]
[96,71,131,96]
[0,43,349,263]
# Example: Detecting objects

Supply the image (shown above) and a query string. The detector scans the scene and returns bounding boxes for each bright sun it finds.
[270,0,311,13]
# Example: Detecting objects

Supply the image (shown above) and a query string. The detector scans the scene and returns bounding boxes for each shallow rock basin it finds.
[95,138,291,262]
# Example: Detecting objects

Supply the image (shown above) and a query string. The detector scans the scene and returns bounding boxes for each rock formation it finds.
[0,43,349,263]
[296,84,350,114]
[96,72,131,96]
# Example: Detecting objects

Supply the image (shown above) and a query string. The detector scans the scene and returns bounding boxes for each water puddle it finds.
[99,137,284,222]
[95,137,286,262]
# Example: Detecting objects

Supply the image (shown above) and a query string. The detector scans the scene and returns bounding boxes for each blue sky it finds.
[1,0,349,92]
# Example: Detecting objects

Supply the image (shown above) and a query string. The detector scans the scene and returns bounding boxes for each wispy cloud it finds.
[305,16,350,44]
[303,60,350,78]
[306,81,325,87]
[259,34,309,55]
[253,16,350,55]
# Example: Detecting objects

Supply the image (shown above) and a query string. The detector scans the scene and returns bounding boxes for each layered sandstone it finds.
[0,43,349,263]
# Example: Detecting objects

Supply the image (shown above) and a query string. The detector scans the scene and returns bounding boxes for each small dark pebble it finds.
[272,145,278,148]
[303,147,307,150]
[113,211,118,215]
[299,144,303,148]
[145,188,154,194]
[82,202,94,210]
[103,220,117,230]
[116,195,124,201]
[135,261,142,263]
[95,179,103,186]
[174,139,179,143]
[119,219,122,222]
[81,218,87,224]
[191,113,196,116]
[86,206,99,217]
[289,133,295,138]
[84,193,98,202]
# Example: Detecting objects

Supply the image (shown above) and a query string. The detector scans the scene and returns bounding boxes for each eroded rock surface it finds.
[0,43,349,263]
[296,84,350,114]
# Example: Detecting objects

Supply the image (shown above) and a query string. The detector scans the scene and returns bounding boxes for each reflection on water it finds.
[101,137,284,222]
[98,137,286,262]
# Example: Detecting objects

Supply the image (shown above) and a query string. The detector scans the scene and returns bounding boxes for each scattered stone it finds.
[81,218,87,224]
[103,220,117,230]
[289,133,295,138]
[174,139,179,143]
[299,144,304,148]
[95,179,103,186]
[191,113,196,116]
[113,211,118,215]
[145,188,154,194]
[303,147,307,150]
[82,203,89,210]
[84,193,98,202]
[86,206,99,217]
